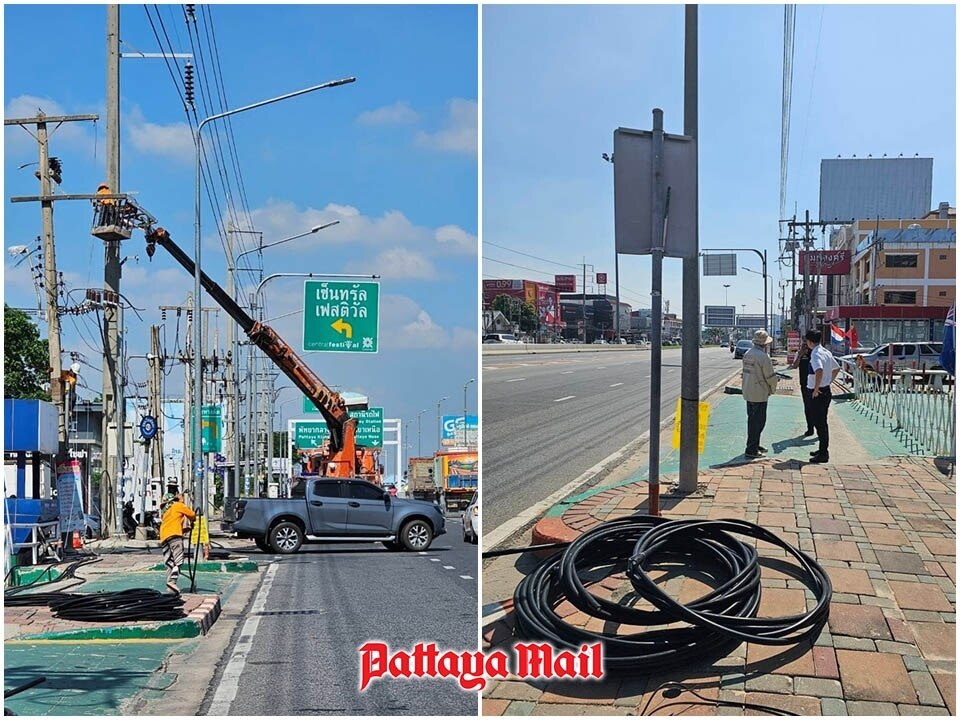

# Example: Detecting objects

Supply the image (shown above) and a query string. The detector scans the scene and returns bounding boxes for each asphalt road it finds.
[204,519,478,716]
[482,346,738,536]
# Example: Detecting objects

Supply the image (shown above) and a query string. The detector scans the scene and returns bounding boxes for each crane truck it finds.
[143,226,381,489]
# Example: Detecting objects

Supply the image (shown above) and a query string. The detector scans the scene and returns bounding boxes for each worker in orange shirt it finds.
[159,492,196,594]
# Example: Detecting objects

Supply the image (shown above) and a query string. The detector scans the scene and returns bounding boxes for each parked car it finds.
[482,333,523,344]
[617,338,628,345]
[841,342,944,370]
[229,477,446,553]
[734,339,753,359]
[461,491,479,544]
[592,338,606,345]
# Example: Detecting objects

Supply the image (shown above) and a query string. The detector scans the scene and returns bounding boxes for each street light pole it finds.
[463,378,476,447]
[417,409,427,456]
[192,76,355,527]
[436,396,447,450]
[227,221,340,499]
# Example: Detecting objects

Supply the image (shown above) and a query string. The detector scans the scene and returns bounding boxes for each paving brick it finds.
[828,603,892,639]
[490,682,545,702]
[809,517,852,536]
[825,566,875,595]
[888,580,953,612]
[868,527,911,546]
[483,698,510,715]
[795,676,843,698]
[812,646,840,679]
[886,617,916,644]
[833,635,877,650]
[820,697,848,715]
[875,640,921,656]
[836,649,915,703]
[910,670,947,707]
[531,703,631,716]
[904,515,951,533]
[757,587,807,617]
[815,539,862,562]
[931,672,956,715]
[805,499,843,515]
[922,537,956,557]
[845,700,901,715]
[894,704,950,715]
[741,692,820,716]
[908,621,955,661]
[875,550,929,574]
[854,506,896,524]
[744,640,815,676]
[538,678,621,705]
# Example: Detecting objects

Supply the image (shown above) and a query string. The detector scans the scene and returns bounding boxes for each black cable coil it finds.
[8,588,186,623]
[512,515,832,673]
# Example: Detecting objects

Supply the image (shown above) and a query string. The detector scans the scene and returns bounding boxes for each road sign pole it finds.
[649,108,665,517]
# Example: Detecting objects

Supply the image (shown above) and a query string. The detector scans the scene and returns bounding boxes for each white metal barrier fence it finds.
[846,362,956,457]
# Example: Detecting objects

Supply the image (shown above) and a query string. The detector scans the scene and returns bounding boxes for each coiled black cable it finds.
[6,588,185,622]
[508,515,831,673]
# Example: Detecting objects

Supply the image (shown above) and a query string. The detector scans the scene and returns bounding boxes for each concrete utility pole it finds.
[148,325,164,480]
[678,4,700,493]
[225,225,239,499]
[5,111,98,478]
[101,3,123,537]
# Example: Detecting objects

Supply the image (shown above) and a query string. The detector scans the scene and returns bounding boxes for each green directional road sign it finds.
[303,280,379,353]
[293,408,384,449]
[191,405,222,453]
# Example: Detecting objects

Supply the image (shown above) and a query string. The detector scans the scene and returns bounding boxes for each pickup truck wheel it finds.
[400,519,432,551]
[269,521,303,554]
[254,537,271,553]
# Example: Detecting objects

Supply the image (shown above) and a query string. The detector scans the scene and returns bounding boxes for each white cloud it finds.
[416,98,477,155]
[345,248,437,280]
[435,225,477,254]
[355,101,420,126]
[4,95,96,156]
[240,200,476,258]
[126,107,194,161]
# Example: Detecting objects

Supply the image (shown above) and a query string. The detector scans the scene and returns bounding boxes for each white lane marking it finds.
[561,371,574,375]
[610,383,624,388]
[443,565,455,570]
[418,551,428,555]
[597,366,607,369]
[430,558,441,562]
[208,561,280,715]
[505,378,526,383]
[554,395,576,402]
[460,575,474,580]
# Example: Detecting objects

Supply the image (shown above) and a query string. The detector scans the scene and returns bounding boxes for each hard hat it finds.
[98,183,110,190]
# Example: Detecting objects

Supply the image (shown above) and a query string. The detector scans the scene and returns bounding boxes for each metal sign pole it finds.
[648,108,665,517]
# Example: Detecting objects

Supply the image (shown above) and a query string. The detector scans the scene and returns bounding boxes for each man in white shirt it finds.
[805,329,840,463]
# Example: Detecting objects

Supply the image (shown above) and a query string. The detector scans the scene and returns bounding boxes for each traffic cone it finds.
[71,531,83,550]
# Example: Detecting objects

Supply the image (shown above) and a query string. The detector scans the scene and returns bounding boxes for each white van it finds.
[482,333,523,344]
[842,342,944,370]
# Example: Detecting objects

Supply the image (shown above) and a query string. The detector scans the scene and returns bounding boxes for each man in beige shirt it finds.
[741,330,779,459]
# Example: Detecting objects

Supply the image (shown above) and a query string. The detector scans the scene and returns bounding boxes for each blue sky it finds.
[483,4,956,321]
[3,4,477,470]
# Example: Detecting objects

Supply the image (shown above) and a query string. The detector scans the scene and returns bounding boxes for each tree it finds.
[3,305,50,400]
[491,294,538,334]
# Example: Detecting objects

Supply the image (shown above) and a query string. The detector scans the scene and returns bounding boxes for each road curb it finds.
[526,367,741,549]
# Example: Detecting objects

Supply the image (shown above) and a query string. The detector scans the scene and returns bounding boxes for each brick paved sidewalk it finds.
[482,455,956,716]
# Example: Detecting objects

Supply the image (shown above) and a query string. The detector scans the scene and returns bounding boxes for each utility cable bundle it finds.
[508,515,832,673]
[48,588,185,622]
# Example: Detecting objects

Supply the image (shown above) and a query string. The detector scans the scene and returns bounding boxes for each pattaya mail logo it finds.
[359,641,604,691]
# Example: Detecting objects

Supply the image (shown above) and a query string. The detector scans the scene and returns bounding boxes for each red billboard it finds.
[536,283,560,327]
[554,274,577,293]
[482,279,524,306]
[596,272,607,284]
[799,250,851,275]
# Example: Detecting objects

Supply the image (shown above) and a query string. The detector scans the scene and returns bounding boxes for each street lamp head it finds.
[7,245,29,257]
[312,220,340,233]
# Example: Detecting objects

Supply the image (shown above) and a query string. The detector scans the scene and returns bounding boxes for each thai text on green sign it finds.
[293,408,384,449]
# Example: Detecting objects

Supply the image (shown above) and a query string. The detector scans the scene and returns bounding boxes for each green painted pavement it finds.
[146,559,258,574]
[3,638,193,716]
[546,392,917,517]
[9,565,63,587]
[80,570,234,595]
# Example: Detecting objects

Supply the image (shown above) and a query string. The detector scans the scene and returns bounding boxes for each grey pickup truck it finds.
[227,477,447,554]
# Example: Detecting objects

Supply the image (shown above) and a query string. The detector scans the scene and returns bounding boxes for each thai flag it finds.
[830,324,845,344]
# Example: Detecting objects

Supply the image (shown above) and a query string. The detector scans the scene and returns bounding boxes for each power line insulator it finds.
[184,63,195,110]
[186,4,196,21]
